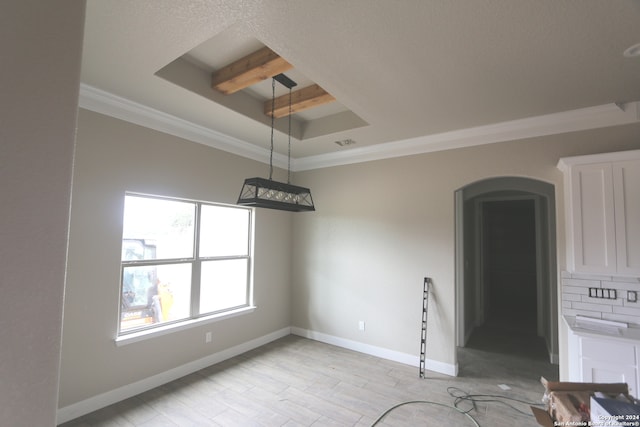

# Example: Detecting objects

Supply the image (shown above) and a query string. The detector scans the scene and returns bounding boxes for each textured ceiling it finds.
[81,0,640,161]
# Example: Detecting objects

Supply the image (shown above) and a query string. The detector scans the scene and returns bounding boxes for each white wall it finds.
[58,110,293,411]
[292,123,640,378]
[0,1,84,425]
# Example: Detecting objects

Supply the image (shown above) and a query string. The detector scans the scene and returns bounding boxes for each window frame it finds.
[116,193,255,343]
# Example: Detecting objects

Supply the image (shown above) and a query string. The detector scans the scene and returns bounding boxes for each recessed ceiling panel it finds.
[156,29,368,140]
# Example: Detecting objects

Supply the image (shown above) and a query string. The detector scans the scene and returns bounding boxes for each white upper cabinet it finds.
[559,150,640,277]
[570,162,617,274]
[615,159,640,275]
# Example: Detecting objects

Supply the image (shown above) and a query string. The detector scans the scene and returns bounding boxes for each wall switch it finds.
[358,321,365,331]
[628,291,638,303]
[205,331,212,343]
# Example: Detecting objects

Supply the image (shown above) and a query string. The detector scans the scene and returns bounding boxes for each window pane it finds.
[122,195,195,260]
[199,205,249,257]
[199,259,248,314]
[121,263,192,332]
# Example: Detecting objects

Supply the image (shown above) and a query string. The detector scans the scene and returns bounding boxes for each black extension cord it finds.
[370,386,545,426]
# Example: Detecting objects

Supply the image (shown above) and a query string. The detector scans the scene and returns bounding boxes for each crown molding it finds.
[78,84,288,168]
[294,102,640,171]
[79,84,639,172]
[557,148,640,172]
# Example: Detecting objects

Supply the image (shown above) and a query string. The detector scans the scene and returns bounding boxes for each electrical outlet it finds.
[358,321,365,331]
[588,287,617,300]
[205,331,212,343]
[628,291,638,303]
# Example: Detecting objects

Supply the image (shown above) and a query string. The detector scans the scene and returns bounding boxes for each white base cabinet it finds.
[567,321,640,398]
[580,337,638,397]
[582,358,637,391]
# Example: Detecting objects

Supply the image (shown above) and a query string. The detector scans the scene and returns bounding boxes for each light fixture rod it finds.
[288,87,292,184]
[269,78,275,180]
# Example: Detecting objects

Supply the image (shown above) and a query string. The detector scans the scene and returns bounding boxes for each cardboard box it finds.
[550,391,591,424]
[532,377,629,427]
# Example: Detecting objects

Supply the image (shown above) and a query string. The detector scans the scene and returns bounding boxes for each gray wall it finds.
[59,110,293,408]
[292,123,640,378]
[0,1,84,425]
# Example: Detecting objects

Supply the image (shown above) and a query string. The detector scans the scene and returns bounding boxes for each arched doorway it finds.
[455,177,558,363]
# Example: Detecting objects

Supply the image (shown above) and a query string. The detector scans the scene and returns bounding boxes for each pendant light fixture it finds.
[237,74,315,212]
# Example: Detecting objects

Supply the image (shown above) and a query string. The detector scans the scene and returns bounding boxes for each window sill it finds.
[115,306,257,347]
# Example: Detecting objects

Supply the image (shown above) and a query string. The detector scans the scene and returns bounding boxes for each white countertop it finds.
[564,315,640,343]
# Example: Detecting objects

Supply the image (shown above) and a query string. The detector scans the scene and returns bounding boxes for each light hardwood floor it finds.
[59,329,558,426]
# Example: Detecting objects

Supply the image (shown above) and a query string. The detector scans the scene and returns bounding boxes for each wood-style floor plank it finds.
[60,329,558,427]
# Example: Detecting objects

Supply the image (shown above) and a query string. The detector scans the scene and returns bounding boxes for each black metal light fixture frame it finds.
[237,73,315,212]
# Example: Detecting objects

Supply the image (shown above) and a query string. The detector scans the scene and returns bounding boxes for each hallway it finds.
[482,199,538,335]
[463,321,554,365]
[456,176,559,368]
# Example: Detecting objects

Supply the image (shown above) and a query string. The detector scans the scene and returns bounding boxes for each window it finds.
[119,193,252,336]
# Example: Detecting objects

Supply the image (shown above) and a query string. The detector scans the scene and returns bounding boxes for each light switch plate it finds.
[628,291,637,303]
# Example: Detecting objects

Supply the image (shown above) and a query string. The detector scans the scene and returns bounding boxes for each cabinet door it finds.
[567,327,581,381]
[614,160,640,276]
[571,163,617,274]
[582,359,638,397]
[581,337,638,398]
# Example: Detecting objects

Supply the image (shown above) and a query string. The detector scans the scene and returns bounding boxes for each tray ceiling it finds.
[80,1,640,167]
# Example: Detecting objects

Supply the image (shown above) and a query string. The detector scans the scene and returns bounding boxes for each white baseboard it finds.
[291,327,458,377]
[56,327,291,425]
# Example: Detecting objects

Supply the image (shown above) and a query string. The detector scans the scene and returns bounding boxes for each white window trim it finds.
[115,305,257,346]
[117,193,255,342]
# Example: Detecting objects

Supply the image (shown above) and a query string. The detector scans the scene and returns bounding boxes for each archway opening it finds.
[482,198,537,331]
[455,177,558,366]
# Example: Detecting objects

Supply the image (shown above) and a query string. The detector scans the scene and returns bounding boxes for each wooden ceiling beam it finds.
[211,47,293,95]
[265,84,336,118]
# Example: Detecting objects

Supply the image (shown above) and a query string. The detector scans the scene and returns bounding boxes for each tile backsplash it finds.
[561,271,640,326]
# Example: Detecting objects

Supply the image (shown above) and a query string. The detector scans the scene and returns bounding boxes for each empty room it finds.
[3,1,640,426]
